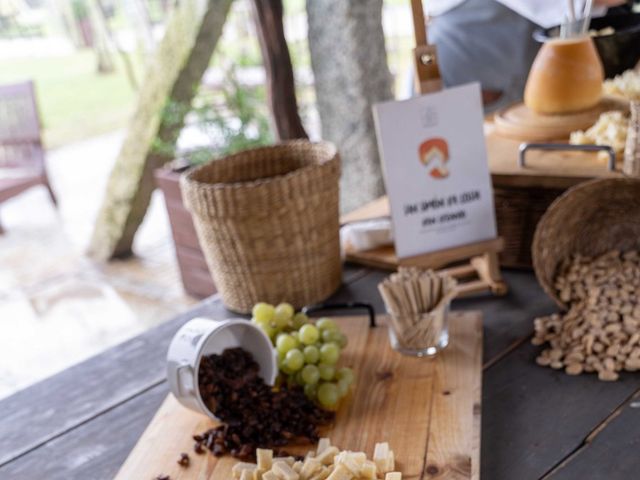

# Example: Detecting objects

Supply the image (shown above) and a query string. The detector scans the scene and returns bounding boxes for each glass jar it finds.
[387,303,450,357]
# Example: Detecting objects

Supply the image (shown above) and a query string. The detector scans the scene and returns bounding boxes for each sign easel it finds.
[344,0,507,297]
[410,0,506,296]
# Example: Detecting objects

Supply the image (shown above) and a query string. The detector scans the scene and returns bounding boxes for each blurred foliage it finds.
[153,61,272,166]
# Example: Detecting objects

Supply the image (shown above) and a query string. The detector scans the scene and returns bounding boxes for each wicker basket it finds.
[532,177,640,308]
[181,141,342,313]
[495,185,566,267]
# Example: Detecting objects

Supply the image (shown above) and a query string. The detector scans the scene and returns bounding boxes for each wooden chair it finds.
[0,80,56,233]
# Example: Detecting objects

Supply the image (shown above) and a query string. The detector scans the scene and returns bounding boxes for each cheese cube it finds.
[316,446,339,465]
[325,464,353,480]
[262,472,278,480]
[272,460,300,480]
[387,450,395,471]
[253,468,267,480]
[308,467,331,480]
[373,443,392,473]
[317,438,331,455]
[334,451,365,475]
[257,449,274,471]
[233,462,258,479]
[385,473,402,480]
[301,458,322,478]
[293,460,303,473]
[241,471,254,480]
[274,456,296,466]
[360,460,377,479]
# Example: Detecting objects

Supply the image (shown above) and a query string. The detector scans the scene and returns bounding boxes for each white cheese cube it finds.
[262,472,279,480]
[301,457,322,478]
[241,471,254,480]
[274,456,296,466]
[317,438,331,455]
[308,467,331,480]
[272,460,300,480]
[233,462,258,478]
[316,446,339,465]
[360,460,377,479]
[385,473,402,480]
[373,443,391,473]
[257,449,274,471]
[325,464,353,480]
[293,460,303,473]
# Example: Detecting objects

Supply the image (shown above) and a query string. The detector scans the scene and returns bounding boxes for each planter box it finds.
[154,167,216,299]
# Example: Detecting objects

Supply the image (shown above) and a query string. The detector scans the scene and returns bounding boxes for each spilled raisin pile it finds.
[196,347,333,460]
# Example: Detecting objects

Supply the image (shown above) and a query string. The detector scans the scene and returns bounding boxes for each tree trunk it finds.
[88,0,233,261]
[306,0,393,213]
[251,0,307,140]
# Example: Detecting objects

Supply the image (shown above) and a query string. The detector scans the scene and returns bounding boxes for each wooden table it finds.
[2,265,640,479]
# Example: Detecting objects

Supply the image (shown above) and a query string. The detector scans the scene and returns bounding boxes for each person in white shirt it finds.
[425,0,628,110]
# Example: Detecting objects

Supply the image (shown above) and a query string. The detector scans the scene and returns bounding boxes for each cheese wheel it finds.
[524,36,604,114]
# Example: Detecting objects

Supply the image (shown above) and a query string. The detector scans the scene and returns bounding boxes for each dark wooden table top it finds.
[2,264,640,480]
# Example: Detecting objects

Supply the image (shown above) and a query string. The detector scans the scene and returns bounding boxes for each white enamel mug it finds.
[166,317,278,419]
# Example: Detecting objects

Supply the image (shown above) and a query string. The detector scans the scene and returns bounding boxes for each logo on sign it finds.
[418,137,449,179]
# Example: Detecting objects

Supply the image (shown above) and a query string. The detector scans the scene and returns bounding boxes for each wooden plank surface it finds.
[0,266,365,469]
[5,268,640,479]
[115,313,483,480]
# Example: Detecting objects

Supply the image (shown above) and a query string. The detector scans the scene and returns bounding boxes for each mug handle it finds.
[176,364,195,397]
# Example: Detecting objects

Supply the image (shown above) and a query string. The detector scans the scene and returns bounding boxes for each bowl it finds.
[533,13,640,78]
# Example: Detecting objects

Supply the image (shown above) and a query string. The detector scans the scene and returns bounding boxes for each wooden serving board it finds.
[493,97,629,142]
[115,313,483,480]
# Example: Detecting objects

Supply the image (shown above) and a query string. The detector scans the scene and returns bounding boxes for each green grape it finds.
[276,334,297,355]
[301,364,320,385]
[292,312,309,329]
[336,333,348,348]
[316,317,338,331]
[295,370,306,386]
[257,322,276,339]
[285,348,304,372]
[303,345,320,364]
[318,363,335,381]
[320,343,340,365]
[336,367,354,384]
[252,317,270,329]
[317,382,339,408]
[321,329,341,344]
[337,378,350,397]
[304,383,317,399]
[252,302,275,323]
[273,303,294,327]
[280,362,294,375]
[299,324,320,345]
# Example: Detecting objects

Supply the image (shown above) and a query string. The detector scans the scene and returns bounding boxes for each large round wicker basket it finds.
[532,177,640,308]
[181,141,342,313]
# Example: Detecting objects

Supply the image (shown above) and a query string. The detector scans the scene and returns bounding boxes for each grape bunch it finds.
[251,302,355,410]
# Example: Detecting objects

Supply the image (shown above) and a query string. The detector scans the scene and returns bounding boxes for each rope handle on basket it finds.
[302,302,377,328]
[410,0,443,94]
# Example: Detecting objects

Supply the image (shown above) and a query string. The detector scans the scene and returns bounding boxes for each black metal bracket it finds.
[302,302,377,328]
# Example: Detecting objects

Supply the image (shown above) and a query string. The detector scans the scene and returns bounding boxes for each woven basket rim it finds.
[532,176,640,308]
[182,140,338,192]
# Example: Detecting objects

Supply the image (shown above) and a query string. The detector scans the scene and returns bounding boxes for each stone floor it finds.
[0,131,197,400]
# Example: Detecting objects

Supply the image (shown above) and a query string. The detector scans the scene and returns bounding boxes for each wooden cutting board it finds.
[115,313,483,480]
[493,97,629,142]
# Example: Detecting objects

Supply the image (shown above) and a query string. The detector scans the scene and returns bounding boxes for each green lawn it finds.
[0,51,137,148]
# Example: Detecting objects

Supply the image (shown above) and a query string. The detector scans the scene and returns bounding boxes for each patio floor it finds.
[0,131,197,400]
